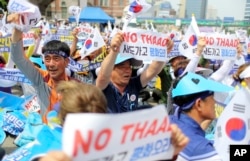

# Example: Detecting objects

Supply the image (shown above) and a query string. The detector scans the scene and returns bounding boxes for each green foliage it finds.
[0,0,7,10]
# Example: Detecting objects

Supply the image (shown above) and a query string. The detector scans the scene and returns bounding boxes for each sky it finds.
[166,0,246,20]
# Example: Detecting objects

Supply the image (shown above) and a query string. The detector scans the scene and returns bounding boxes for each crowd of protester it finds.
[0,1,250,161]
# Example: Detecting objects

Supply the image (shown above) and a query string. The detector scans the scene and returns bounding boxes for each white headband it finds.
[239,65,250,79]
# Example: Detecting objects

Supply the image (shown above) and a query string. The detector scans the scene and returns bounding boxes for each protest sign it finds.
[63,105,174,161]
[203,33,238,60]
[167,41,182,60]
[214,88,250,161]
[24,95,40,112]
[0,67,31,84]
[235,29,247,43]
[77,25,94,40]
[0,36,10,53]
[7,0,41,32]
[119,27,169,62]
[23,32,35,47]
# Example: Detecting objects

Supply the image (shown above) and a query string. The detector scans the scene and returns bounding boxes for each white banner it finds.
[63,105,174,161]
[203,33,238,60]
[23,32,35,47]
[7,0,41,32]
[0,67,31,84]
[119,27,169,62]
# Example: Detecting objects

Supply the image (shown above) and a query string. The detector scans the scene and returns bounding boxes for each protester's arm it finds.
[10,14,45,87]
[37,151,71,161]
[210,43,243,82]
[140,39,174,87]
[95,32,124,90]
[182,37,206,74]
[70,27,78,57]
[170,124,189,156]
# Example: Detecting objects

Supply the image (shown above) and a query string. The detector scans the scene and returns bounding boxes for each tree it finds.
[0,0,7,10]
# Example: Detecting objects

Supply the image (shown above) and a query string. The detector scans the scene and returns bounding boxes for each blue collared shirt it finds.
[170,113,219,160]
[103,76,143,113]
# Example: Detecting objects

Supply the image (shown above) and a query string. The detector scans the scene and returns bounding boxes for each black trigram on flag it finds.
[233,103,245,113]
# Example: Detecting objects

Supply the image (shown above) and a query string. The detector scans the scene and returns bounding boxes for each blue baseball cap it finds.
[172,72,233,98]
[30,55,46,70]
[115,53,142,67]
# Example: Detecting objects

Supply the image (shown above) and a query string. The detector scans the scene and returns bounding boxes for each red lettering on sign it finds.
[216,38,238,47]
[131,121,148,141]
[95,129,111,151]
[155,117,170,133]
[123,32,138,43]
[141,34,168,47]
[143,119,157,137]
[205,37,214,45]
[121,124,134,144]
[73,130,93,156]
[72,129,112,157]
[120,117,170,144]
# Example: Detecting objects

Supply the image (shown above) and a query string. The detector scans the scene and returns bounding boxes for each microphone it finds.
[0,147,6,160]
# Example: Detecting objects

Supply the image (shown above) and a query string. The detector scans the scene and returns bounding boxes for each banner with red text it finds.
[63,105,174,161]
[23,32,35,47]
[203,33,239,60]
[119,28,169,62]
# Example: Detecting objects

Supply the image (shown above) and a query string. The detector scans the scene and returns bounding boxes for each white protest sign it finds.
[214,88,250,161]
[24,95,40,112]
[80,27,105,59]
[167,41,182,60]
[63,105,174,161]
[203,33,238,60]
[0,67,31,84]
[235,29,247,43]
[119,27,169,62]
[77,25,94,40]
[22,32,35,47]
[7,0,41,32]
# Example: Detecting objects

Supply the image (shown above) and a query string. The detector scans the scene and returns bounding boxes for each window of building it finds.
[61,6,67,18]
[46,5,52,18]
[61,1,67,19]
[248,0,250,3]
[119,0,123,6]
[99,0,109,6]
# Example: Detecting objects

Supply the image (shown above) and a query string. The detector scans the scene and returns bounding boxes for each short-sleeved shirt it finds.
[103,75,143,113]
[170,113,219,160]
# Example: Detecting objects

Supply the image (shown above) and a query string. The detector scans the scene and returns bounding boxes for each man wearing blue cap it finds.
[170,72,233,161]
[96,32,174,113]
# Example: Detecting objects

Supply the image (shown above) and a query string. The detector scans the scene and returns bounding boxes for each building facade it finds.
[244,0,250,20]
[185,0,207,19]
[45,0,129,20]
